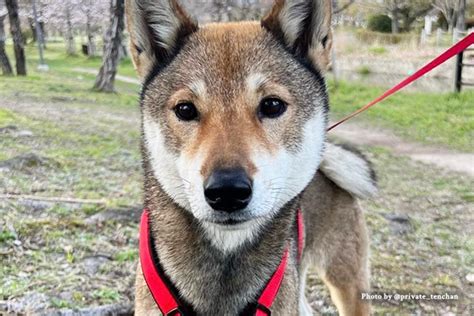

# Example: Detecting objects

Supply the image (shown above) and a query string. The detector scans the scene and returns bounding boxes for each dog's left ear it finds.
[262,0,333,72]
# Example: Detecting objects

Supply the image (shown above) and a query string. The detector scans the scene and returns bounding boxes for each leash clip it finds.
[165,307,184,316]
[255,303,272,316]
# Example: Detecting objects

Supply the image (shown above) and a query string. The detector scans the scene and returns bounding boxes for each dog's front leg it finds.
[323,278,370,316]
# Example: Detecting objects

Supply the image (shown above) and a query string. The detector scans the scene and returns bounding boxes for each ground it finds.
[0,43,473,315]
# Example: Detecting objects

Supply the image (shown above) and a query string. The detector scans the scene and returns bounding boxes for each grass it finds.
[328,81,474,152]
[368,46,388,55]
[356,65,372,75]
[92,288,120,303]
[1,42,139,108]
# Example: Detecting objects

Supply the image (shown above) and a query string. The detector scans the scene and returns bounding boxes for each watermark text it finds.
[361,292,459,302]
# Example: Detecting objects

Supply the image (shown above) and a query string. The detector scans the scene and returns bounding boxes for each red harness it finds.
[139,209,304,316]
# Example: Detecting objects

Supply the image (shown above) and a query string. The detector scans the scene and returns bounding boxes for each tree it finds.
[64,0,76,54]
[398,1,433,32]
[433,0,460,33]
[38,0,109,56]
[381,0,433,33]
[82,0,97,56]
[456,0,466,31]
[27,17,45,43]
[17,0,47,46]
[78,0,109,57]
[93,0,124,92]
[0,1,13,75]
[382,0,401,33]
[6,0,26,75]
[39,0,81,55]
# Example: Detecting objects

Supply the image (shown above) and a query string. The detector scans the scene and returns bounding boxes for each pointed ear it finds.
[125,0,198,79]
[262,0,333,72]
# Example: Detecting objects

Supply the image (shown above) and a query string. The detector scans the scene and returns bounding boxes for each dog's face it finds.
[127,0,332,250]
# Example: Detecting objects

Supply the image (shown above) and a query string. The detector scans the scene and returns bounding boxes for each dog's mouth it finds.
[203,211,258,227]
[211,218,249,226]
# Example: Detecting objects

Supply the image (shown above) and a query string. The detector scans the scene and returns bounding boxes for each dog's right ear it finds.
[126,0,198,79]
[262,0,333,72]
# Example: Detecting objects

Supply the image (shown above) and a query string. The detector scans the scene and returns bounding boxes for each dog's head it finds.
[127,0,332,250]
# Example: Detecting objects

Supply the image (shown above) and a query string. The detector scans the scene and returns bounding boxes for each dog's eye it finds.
[174,102,199,121]
[258,98,287,119]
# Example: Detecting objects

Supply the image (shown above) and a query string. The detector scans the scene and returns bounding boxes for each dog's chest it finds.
[135,256,300,316]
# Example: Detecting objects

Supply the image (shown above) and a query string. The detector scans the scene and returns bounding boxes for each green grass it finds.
[368,46,388,55]
[1,42,139,107]
[329,81,474,152]
[115,249,138,262]
[356,65,372,75]
[92,288,120,303]
[0,108,17,124]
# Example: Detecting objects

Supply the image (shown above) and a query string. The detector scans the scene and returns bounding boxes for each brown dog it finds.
[126,1,376,315]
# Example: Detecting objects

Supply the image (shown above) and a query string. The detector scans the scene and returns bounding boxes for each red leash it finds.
[328,32,474,132]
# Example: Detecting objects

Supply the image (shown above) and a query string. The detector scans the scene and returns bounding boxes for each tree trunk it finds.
[28,18,37,42]
[65,3,76,55]
[39,21,46,49]
[0,12,13,75]
[457,0,466,31]
[389,0,400,34]
[87,34,96,57]
[391,9,399,34]
[86,24,97,56]
[28,20,46,46]
[448,7,457,33]
[85,7,97,57]
[5,0,26,75]
[93,0,124,93]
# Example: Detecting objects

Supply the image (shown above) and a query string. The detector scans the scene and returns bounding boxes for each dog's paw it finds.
[320,143,378,199]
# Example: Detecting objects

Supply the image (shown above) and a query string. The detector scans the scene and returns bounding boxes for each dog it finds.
[126,0,377,315]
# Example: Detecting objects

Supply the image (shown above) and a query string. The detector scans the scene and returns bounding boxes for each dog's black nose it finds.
[204,168,252,213]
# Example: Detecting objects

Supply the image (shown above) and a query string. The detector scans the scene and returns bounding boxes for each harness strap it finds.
[255,248,289,316]
[254,209,304,316]
[140,211,182,316]
[140,208,304,316]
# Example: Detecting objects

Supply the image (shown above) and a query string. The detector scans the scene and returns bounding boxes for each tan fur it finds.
[129,1,371,315]
[125,0,151,78]
[302,172,371,316]
[262,0,333,71]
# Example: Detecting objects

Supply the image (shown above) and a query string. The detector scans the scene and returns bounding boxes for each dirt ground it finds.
[1,97,473,315]
[331,122,474,176]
